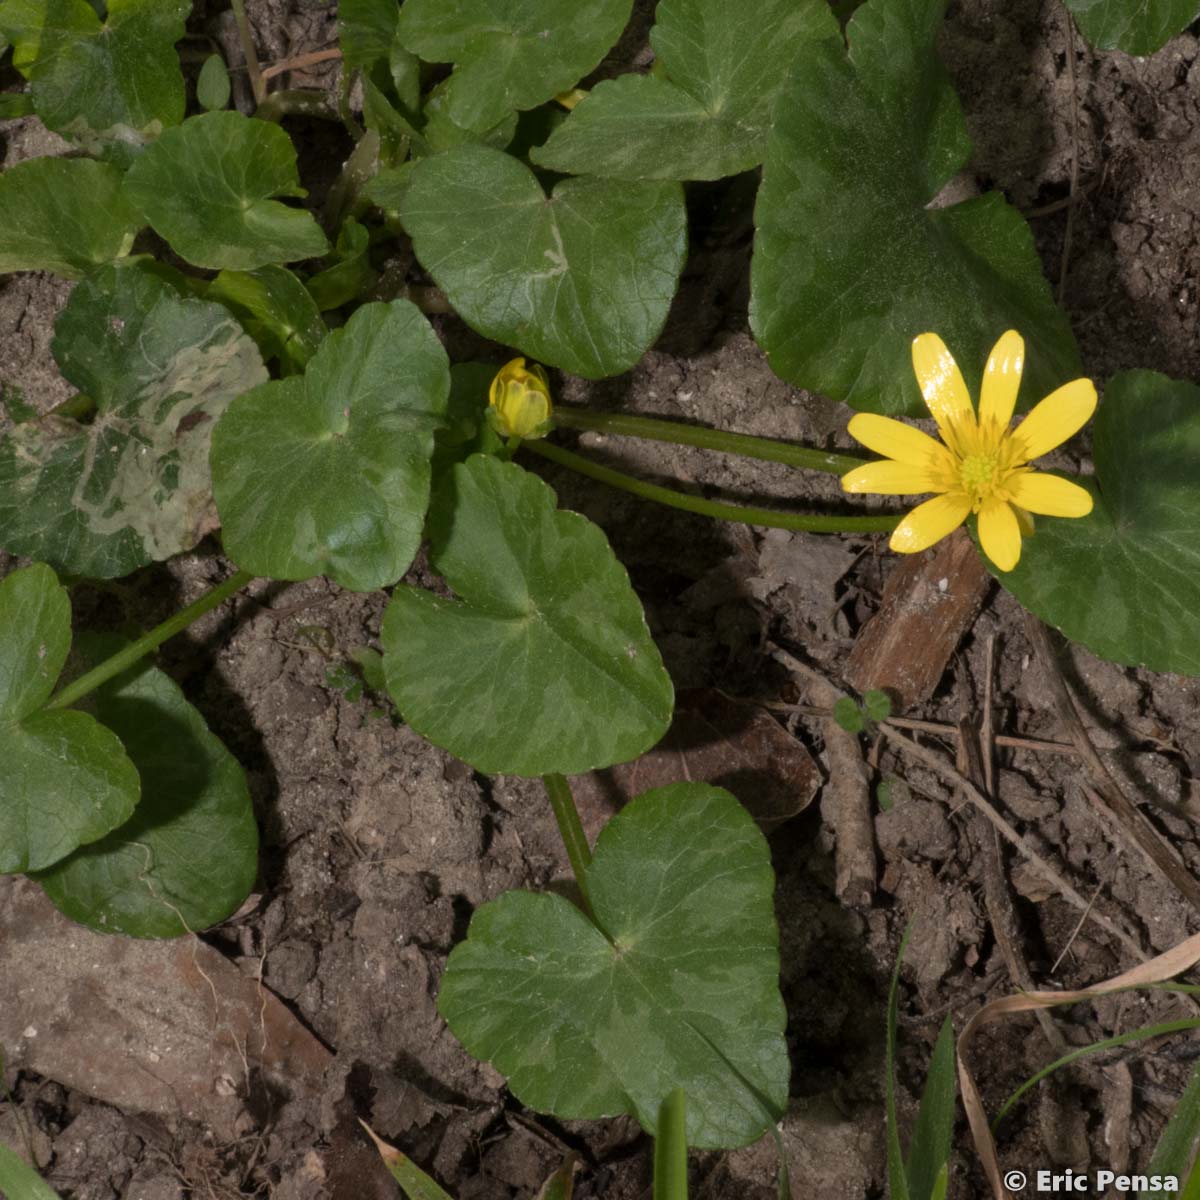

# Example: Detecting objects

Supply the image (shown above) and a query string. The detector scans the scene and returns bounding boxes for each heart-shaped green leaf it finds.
[0,564,139,874]
[211,299,450,591]
[1065,0,1200,54]
[123,111,330,270]
[998,370,1200,676]
[206,264,327,374]
[532,0,836,180]
[381,454,673,776]
[395,0,632,133]
[0,0,189,167]
[0,158,141,278]
[401,146,686,378]
[0,262,268,578]
[35,634,258,938]
[750,0,1079,416]
[438,782,786,1147]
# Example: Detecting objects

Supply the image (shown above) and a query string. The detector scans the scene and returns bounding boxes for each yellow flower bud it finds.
[488,357,553,440]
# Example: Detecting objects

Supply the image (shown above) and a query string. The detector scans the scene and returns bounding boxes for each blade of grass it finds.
[359,1121,456,1200]
[535,1154,578,1200]
[887,924,913,1200]
[906,1017,956,1200]
[655,1088,688,1200]
[0,1144,62,1200]
[995,1017,1200,1129]
[1139,1056,1200,1200]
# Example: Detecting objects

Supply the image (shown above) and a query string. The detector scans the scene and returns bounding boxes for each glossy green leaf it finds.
[396,0,632,133]
[211,299,449,591]
[123,111,330,270]
[0,0,189,167]
[206,264,327,373]
[0,1143,63,1200]
[197,52,231,111]
[0,157,141,278]
[1065,0,1200,54]
[35,634,257,938]
[998,370,1200,676]
[750,0,1078,416]
[305,218,377,311]
[0,564,139,874]
[439,783,786,1147]
[421,80,518,153]
[381,454,673,776]
[401,145,686,378]
[0,91,35,118]
[0,262,267,578]
[339,0,400,68]
[533,0,836,180]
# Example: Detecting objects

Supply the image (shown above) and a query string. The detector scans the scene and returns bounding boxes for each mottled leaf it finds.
[1065,0,1200,54]
[0,564,139,874]
[0,157,141,278]
[998,370,1200,676]
[750,0,1078,415]
[401,145,686,378]
[533,0,836,180]
[0,0,189,166]
[381,454,673,775]
[123,111,330,270]
[36,634,258,938]
[396,0,632,133]
[0,262,268,578]
[439,783,787,1147]
[211,300,449,591]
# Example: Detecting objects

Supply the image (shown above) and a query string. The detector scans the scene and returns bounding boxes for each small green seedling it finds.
[834,688,893,734]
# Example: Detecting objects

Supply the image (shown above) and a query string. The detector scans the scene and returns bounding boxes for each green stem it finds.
[45,569,255,711]
[525,440,898,535]
[543,774,593,915]
[552,405,868,476]
[229,0,265,105]
[256,89,340,123]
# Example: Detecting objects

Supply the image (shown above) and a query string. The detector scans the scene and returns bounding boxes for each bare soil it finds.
[3,1,1200,1197]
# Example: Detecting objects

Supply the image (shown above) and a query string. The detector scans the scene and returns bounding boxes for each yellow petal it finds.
[841,460,940,495]
[889,492,970,554]
[1008,471,1093,517]
[979,330,1024,432]
[1012,378,1097,461]
[978,498,1022,571]
[911,333,974,442]
[847,413,954,471]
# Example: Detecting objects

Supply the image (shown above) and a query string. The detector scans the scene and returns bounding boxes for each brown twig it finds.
[1057,5,1081,304]
[771,647,876,906]
[229,0,265,106]
[260,47,342,82]
[1025,612,1200,915]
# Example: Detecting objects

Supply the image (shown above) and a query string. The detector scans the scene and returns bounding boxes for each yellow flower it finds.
[841,331,1097,571]
[488,357,553,440]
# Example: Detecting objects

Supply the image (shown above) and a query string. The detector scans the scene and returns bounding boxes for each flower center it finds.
[958,453,1001,505]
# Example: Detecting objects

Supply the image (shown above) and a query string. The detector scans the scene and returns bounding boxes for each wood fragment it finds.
[844,530,991,711]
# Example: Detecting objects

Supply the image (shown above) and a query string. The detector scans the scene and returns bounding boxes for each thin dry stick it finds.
[260,47,342,82]
[958,717,1066,1052]
[1050,880,1104,974]
[982,633,997,798]
[1057,5,1081,304]
[229,0,265,106]
[771,647,877,905]
[1025,612,1200,914]
[878,722,1147,962]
